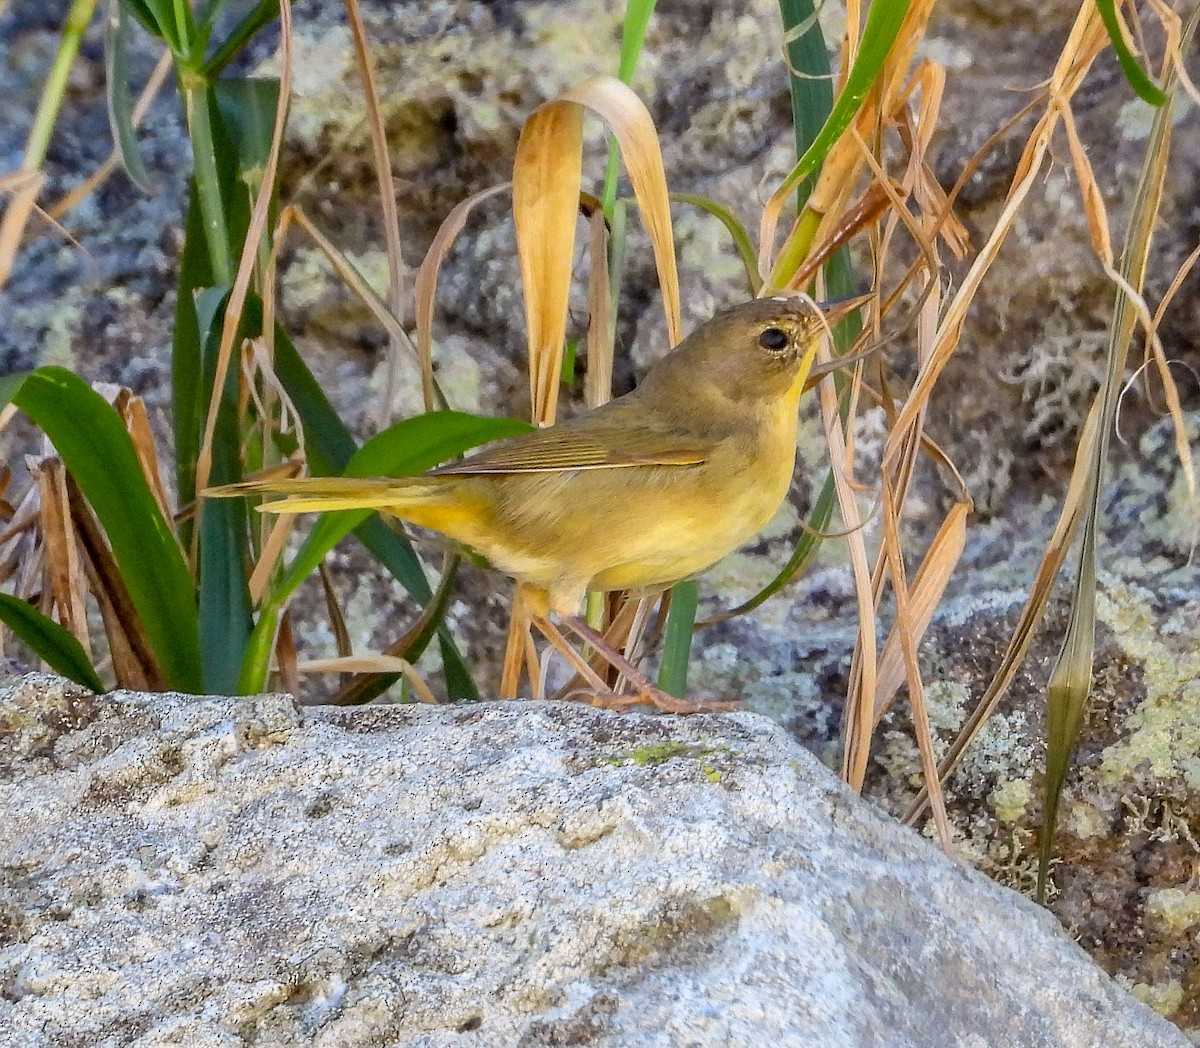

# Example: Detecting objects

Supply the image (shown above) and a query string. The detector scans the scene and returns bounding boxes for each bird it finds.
[208,295,860,711]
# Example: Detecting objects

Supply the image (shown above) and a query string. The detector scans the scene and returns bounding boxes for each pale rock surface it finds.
[0,675,1186,1047]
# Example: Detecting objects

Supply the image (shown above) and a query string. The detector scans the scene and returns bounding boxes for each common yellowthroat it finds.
[210,295,855,709]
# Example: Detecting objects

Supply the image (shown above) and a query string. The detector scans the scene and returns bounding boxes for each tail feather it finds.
[205,475,442,515]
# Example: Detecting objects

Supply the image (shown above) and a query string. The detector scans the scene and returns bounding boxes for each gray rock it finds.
[0,676,1185,1047]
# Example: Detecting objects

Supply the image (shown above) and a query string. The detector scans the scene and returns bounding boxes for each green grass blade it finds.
[172,185,210,519]
[14,368,203,690]
[1095,0,1165,106]
[0,373,30,405]
[173,91,249,519]
[601,0,658,216]
[0,594,107,693]
[779,0,833,205]
[104,0,152,189]
[203,0,279,77]
[195,288,254,694]
[117,0,172,45]
[659,579,698,697]
[772,0,910,208]
[213,76,280,177]
[670,193,761,294]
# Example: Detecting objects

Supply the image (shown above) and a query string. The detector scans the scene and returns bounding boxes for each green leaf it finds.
[0,594,107,694]
[0,372,30,406]
[195,288,254,694]
[13,368,203,691]
[1096,0,1166,106]
[104,0,152,190]
[213,77,281,178]
[659,580,698,697]
[237,410,530,694]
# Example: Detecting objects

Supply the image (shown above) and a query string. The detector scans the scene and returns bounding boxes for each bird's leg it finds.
[530,615,618,697]
[551,594,643,698]
[557,615,740,715]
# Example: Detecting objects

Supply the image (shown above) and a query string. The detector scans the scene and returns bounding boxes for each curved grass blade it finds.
[669,193,761,294]
[104,0,152,190]
[0,593,106,693]
[1095,0,1165,106]
[13,368,203,690]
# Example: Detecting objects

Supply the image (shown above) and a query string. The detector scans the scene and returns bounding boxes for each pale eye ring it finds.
[758,327,790,352]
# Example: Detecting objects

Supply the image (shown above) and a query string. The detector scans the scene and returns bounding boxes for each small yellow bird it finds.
[211,295,856,710]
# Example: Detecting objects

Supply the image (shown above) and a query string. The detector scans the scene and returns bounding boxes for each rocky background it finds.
[2,0,1199,1034]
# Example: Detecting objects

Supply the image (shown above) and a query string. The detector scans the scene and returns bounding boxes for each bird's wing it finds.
[426,414,711,476]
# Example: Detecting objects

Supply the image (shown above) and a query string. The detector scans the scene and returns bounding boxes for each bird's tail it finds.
[205,475,448,515]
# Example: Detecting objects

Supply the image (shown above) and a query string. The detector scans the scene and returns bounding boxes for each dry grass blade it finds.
[585,205,615,410]
[884,5,1109,455]
[559,76,682,345]
[115,389,175,524]
[29,457,91,657]
[515,74,683,426]
[1060,88,1195,510]
[903,400,1103,824]
[881,477,951,851]
[513,100,584,425]
[1036,7,1199,895]
[0,170,46,287]
[64,472,165,689]
[785,180,893,293]
[874,499,969,722]
[414,183,511,407]
[817,351,876,792]
[343,0,408,425]
[276,610,300,697]
[318,560,353,658]
[286,205,423,391]
[248,514,297,604]
[195,0,293,502]
[300,654,439,704]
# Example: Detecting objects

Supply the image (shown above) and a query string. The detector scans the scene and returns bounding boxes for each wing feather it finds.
[427,412,711,476]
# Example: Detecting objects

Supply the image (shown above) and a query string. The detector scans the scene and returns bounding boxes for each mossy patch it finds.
[600,741,733,783]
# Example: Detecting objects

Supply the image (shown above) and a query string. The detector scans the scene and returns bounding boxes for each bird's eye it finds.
[758,327,790,352]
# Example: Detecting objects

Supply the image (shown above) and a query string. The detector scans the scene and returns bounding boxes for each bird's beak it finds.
[816,293,872,327]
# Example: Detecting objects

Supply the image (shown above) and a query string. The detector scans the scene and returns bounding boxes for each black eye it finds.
[758,326,790,351]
